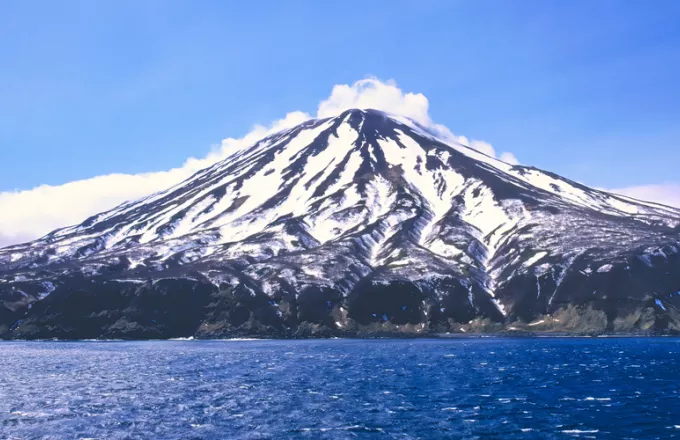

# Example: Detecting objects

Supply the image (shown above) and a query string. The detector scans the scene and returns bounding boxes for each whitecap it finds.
[217,338,266,341]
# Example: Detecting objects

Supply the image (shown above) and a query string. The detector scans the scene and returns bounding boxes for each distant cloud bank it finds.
[0,78,676,247]
[610,184,680,210]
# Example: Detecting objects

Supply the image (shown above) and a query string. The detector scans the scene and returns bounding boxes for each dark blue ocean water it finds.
[0,338,678,439]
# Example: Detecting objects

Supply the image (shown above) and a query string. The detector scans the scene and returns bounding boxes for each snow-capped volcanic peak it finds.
[2,108,680,324]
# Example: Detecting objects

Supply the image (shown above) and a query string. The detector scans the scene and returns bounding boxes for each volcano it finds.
[2,109,680,338]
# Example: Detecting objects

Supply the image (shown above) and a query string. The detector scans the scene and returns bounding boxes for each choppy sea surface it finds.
[1,338,679,439]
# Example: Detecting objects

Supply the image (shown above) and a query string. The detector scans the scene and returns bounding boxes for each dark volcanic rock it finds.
[6,277,218,339]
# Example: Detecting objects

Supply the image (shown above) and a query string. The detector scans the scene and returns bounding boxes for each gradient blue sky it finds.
[1,0,679,191]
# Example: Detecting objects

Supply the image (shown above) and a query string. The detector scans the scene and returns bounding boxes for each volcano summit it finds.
[2,109,680,338]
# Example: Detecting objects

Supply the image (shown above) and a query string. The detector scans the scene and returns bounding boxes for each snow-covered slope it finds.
[2,109,680,338]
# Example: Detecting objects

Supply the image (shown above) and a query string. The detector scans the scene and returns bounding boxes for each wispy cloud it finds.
[609,184,680,210]
[319,78,520,164]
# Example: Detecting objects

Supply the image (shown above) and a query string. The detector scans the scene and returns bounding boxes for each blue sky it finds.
[1,0,679,244]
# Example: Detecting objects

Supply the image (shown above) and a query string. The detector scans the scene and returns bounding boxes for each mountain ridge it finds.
[2,108,680,338]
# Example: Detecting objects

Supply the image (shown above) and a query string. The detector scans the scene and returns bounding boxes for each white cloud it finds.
[499,152,520,165]
[610,184,680,209]
[317,78,519,164]
[318,78,431,123]
[0,170,190,247]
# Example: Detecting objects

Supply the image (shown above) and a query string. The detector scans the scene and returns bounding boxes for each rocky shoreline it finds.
[2,275,679,341]
[3,331,679,341]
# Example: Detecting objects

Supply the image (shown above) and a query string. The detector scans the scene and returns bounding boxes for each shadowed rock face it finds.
[2,109,680,339]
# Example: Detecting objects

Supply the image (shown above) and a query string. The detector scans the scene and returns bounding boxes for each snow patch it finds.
[596,264,614,273]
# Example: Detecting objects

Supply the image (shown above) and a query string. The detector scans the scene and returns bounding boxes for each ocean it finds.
[1,338,678,439]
